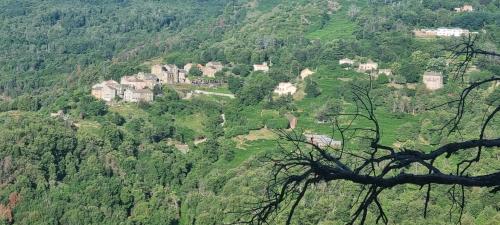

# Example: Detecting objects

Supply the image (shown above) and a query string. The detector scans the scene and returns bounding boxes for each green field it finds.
[294,65,420,145]
[217,139,277,169]
[175,113,207,136]
[306,11,357,41]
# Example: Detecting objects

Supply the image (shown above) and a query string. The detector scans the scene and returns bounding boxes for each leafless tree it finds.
[236,35,500,225]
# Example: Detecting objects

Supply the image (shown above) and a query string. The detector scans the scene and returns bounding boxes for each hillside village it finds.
[91,61,226,103]
[92,53,456,104]
[91,1,483,104]
[92,61,300,103]
[0,0,499,225]
[338,57,448,90]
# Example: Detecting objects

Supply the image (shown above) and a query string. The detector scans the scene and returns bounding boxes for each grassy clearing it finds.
[76,120,102,136]
[306,9,357,41]
[175,113,207,135]
[295,65,421,145]
[240,105,266,126]
[217,139,277,169]
[109,103,148,121]
[233,128,278,148]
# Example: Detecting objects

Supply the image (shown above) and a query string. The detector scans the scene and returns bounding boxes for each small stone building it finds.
[253,62,269,72]
[274,82,297,96]
[123,88,154,102]
[422,71,444,90]
[91,80,122,102]
[304,134,342,148]
[201,62,224,77]
[121,73,158,90]
[358,60,378,73]
[454,5,473,12]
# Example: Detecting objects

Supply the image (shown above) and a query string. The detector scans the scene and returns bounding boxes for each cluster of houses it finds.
[92,61,227,102]
[197,62,224,77]
[414,5,474,37]
[91,73,156,103]
[272,68,316,96]
[253,62,270,72]
[151,61,225,83]
[339,58,392,77]
[151,63,190,84]
[338,57,447,91]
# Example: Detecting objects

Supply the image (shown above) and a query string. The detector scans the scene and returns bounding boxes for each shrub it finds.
[225,126,250,138]
[266,118,289,129]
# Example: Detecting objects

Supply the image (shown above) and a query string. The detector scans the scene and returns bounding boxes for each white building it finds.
[436,28,470,37]
[414,28,472,38]
[358,60,378,72]
[454,5,473,12]
[274,82,297,96]
[253,62,270,72]
[123,88,154,102]
[339,58,355,65]
[422,71,444,90]
[304,134,342,148]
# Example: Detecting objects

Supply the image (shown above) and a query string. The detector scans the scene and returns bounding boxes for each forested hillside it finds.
[0,0,498,224]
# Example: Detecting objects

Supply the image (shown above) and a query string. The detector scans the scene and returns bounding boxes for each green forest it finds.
[0,0,498,224]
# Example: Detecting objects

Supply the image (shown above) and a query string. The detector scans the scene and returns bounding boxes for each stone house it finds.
[137,72,160,85]
[454,5,473,12]
[151,64,165,78]
[178,69,189,83]
[123,88,154,102]
[152,63,192,84]
[121,76,145,89]
[358,60,378,73]
[339,58,355,65]
[286,114,298,130]
[253,62,269,72]
[206,61,223,71]
[300,68,314,80]
[304,134,342,148]
[200,62,224,77]
[151,64,179,84]
[274,82,297,96]
[91,80,122,101]
[121,73,158,90]
[422,71,444,90]
[413,29,438,38]
[200,65,216,77]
